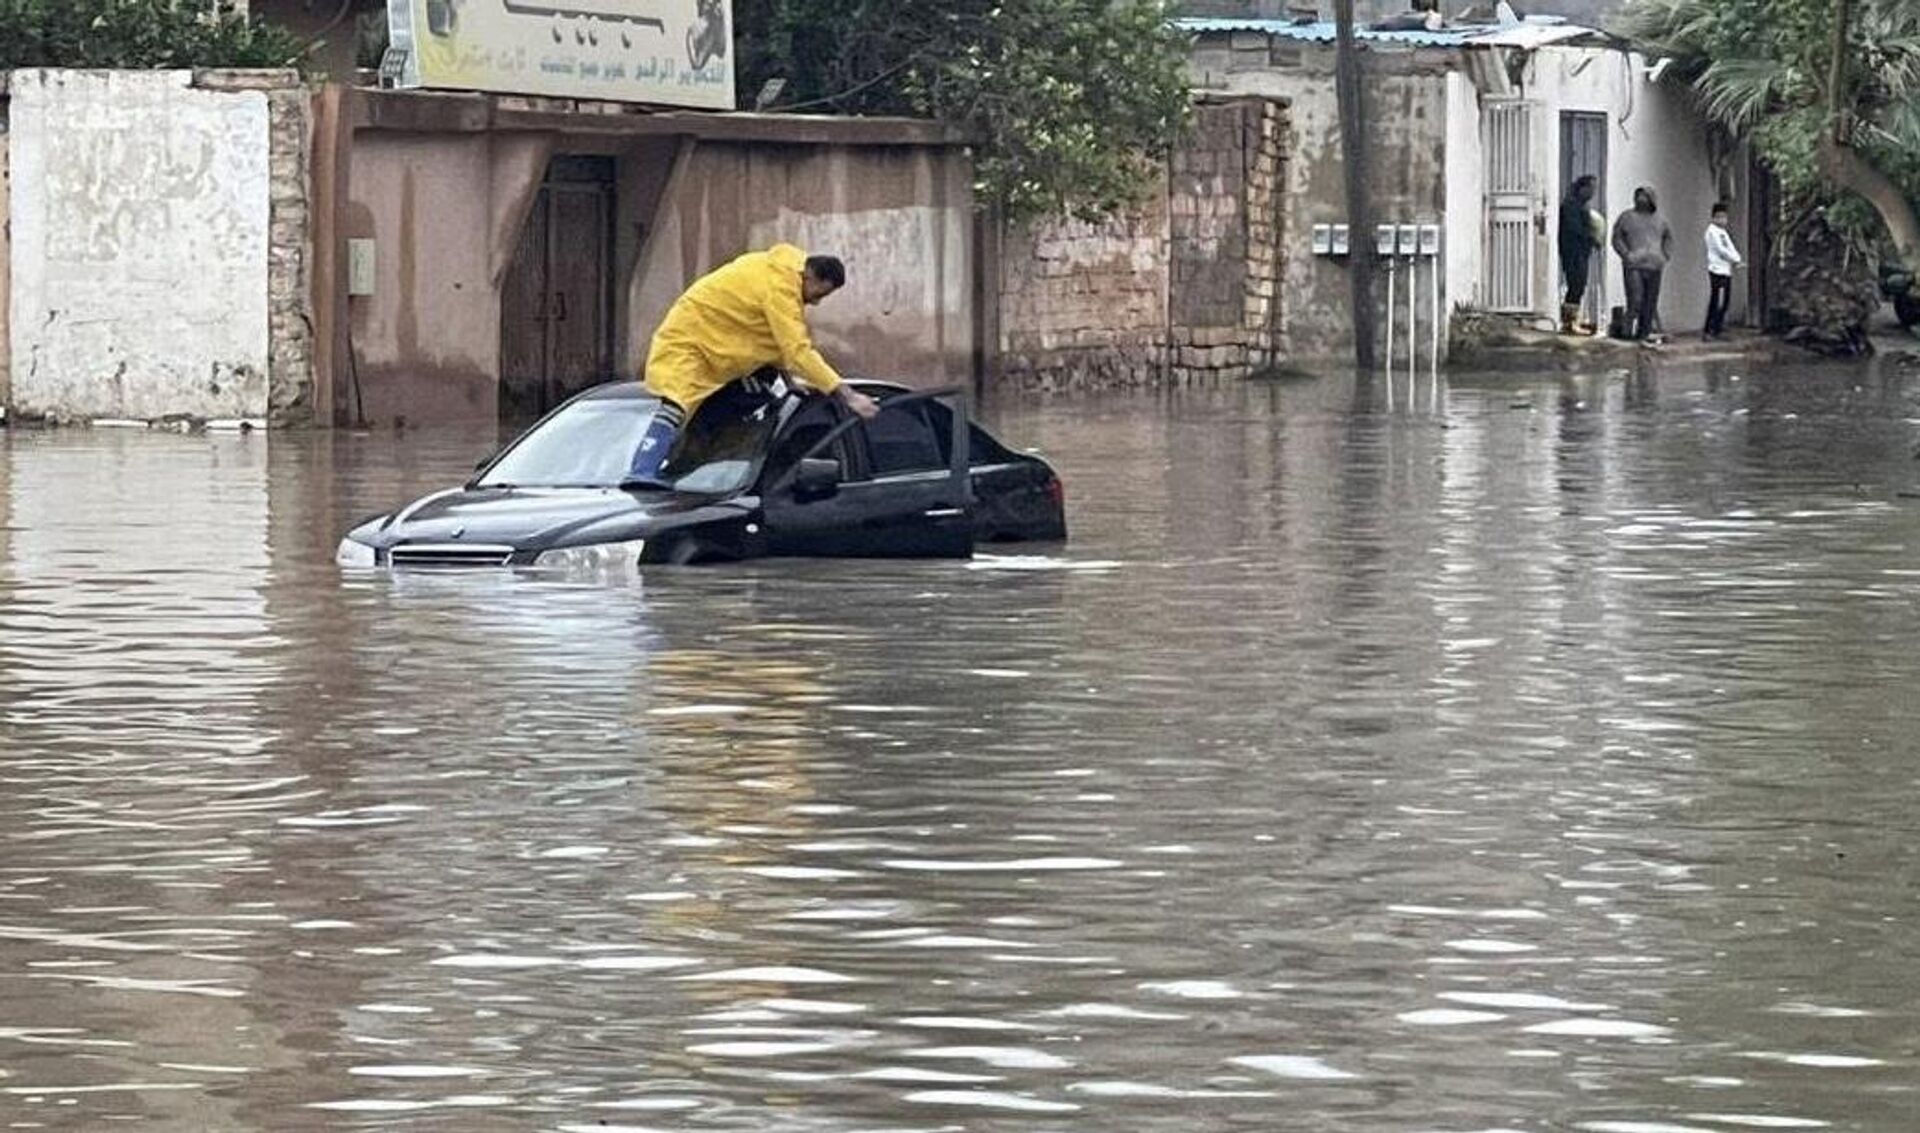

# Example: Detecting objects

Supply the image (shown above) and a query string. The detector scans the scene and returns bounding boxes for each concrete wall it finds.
[628,143,976,389]
[0,118,10,414]
[7,70,275,423]
[198,70,318,425]
[1192,36,1450,362]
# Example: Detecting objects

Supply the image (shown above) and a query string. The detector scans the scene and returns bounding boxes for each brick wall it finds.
[996,99,1290,392]
[996,197,1171,392]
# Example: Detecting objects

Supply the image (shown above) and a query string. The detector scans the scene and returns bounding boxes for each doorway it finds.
[1559,111,1608,329]
[500,156,616,421]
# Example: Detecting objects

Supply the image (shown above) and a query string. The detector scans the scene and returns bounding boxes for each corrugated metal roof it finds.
[1177,17,1470,46]
[1174,16,1604,50]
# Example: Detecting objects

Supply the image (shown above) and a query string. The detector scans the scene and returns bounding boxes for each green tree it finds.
[1618,0,1920,278]
[0,0,307,70]
[734,0,1193,222]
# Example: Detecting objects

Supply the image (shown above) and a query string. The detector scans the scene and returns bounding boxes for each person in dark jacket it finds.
[1558,174,1598,334]
[1611,185,1674,344]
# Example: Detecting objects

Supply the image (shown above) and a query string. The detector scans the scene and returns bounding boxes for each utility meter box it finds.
[348,239,377,297]
[1418,224,1441,257]
[1312,224,1333,256]
[1397,224,1420,256]
[1375,224,1398,257]
[1331,224,1350,256]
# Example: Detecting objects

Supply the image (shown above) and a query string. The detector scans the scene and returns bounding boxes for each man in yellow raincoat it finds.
[628,244,879,486]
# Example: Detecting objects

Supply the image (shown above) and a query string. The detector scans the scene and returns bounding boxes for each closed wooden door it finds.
[499,157,616,422]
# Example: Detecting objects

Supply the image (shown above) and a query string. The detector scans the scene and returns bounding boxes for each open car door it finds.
[760,387,974,559]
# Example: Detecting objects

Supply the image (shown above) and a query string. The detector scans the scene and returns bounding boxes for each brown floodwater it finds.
[3,358,1919,1131]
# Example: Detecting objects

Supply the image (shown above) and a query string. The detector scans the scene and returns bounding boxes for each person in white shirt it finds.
[1704,201,1743,339]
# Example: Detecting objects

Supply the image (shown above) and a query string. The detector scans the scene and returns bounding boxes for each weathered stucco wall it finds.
[628,143,976,389]
[8,70,274,422]
[1191,37,1450,362]
[0,118,10,414]
[344,130,505,426]
[344,128,976,426]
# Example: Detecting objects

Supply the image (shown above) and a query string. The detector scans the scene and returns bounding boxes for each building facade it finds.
[1184,16,1749,361]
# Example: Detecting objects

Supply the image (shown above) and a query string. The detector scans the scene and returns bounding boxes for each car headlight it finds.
[533,538,647,574]
[334,537,377,569]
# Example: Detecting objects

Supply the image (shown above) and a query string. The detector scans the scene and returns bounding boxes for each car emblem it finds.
[451,527,466,540]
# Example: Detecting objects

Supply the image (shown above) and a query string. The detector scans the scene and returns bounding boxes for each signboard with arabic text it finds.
[385,0,734,110]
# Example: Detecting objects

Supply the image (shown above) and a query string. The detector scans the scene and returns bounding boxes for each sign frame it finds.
[383,0,736,110]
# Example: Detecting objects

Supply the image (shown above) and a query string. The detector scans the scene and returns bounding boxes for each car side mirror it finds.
[793,456,842,499]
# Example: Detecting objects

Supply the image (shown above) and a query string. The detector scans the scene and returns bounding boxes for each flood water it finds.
[4,359,1920,1131]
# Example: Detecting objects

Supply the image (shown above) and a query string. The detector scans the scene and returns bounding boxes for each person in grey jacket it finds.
[1612,186,1674,343]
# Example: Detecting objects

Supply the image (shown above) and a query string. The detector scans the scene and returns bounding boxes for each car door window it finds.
[863,404,945,477]
[763,400,848,490]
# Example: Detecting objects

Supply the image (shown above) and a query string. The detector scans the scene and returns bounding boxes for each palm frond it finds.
[1696,56,1801,133]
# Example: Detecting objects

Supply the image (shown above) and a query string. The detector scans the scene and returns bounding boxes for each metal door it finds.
[1483,99,1537,313]
[1559,111,1608,327]
[499,157,616,422]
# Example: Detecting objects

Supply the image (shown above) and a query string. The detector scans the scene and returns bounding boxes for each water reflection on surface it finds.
[4,360,1920,1130]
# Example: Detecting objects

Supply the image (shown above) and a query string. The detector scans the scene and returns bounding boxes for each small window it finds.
[864,404,945,475]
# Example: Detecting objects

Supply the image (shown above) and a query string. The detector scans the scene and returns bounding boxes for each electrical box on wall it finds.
[1418,224,1441,257]
[1312,224,1332,256]
[348,239,377,297]
[1331,224,1350,256]
[1397,224,1419,256]
[1375,225,1397,257]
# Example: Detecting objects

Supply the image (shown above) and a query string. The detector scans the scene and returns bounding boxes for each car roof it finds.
[572,377,914,404]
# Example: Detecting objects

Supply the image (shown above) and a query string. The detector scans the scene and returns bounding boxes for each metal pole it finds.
[1430,239,1441,406]
[1406,250,1416,395]
[1334,0,1376,372]
[1384,256,1396,410]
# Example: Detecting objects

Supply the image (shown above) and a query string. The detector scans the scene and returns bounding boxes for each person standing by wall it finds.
[1558,174,1599,335]
[1611,186,1674,345]
[1703,200,1743,339]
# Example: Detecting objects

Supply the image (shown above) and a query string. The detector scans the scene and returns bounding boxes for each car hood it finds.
[360,487,749,550]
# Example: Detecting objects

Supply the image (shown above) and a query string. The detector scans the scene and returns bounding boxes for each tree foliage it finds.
[0,0,308,71]
[1617,0,1920,269]
[734,0,1193,222]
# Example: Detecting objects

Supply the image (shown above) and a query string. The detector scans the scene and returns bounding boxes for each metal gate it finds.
[1482,100,1537,313]
[1559,111,1608,327]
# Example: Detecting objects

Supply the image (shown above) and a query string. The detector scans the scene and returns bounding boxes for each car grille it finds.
[388,543,515,569]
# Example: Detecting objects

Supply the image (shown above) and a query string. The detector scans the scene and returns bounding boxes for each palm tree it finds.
[1618,0,1920,279]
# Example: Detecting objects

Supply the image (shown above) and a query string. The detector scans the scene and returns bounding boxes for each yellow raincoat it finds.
[643,244,844,414]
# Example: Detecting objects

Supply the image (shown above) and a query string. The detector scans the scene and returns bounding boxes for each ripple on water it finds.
[8,386,1920,1130]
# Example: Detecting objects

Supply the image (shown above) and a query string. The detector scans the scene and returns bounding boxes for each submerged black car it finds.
[335,378,1066,570]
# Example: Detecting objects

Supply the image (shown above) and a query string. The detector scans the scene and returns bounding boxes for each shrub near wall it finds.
[0,0,305,69]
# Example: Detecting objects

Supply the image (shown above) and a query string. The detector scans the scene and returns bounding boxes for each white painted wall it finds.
[8,70,272,422]
[1446,47,1729,332]
[1443,71,1484,316]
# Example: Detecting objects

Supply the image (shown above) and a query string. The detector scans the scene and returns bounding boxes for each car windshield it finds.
[476,388,783,493]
